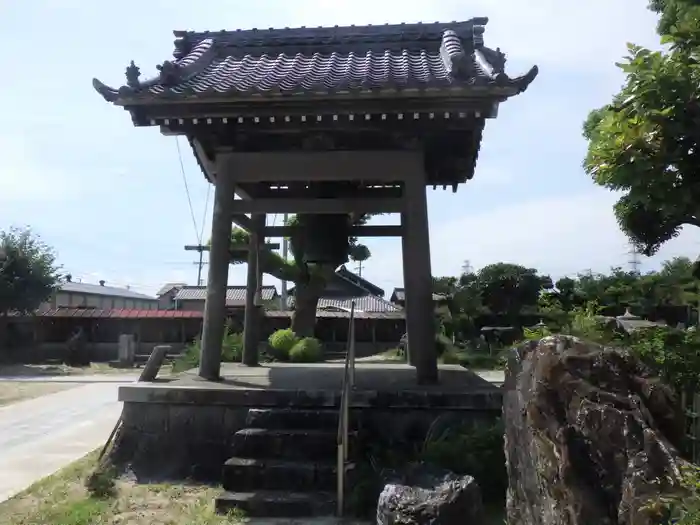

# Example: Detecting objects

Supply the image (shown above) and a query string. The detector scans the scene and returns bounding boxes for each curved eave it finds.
[92,79,536,109]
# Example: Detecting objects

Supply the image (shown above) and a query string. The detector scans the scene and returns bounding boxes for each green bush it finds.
[268,328,300,360]
[289,337,323,363]
[172,323,243,373]
[222,328,244,363]
[435,333,457,357]
[420,420,507,505]
[629,326,700,392]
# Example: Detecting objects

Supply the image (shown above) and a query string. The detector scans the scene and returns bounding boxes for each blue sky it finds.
[1,0,698,297]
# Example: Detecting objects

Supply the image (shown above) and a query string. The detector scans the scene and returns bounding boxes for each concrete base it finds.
[111,363,502,482]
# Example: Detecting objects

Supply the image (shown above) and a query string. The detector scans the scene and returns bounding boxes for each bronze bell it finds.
[300,214,351,265]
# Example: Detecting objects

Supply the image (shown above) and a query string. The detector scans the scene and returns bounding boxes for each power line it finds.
[199,184,211,244]
[175,136,200,241]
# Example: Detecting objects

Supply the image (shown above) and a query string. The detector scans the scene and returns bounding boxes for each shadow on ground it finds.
[0,364,75,377]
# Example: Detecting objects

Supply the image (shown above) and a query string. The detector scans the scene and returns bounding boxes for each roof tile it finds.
[287,295,401,313]
[174,285,277,306]
[93,20,538,103]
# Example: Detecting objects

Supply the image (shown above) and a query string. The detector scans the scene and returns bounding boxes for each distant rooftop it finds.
[174,285,278,306]
[156,282,187,296]
[60,281,157,300]
[390,287,448,304]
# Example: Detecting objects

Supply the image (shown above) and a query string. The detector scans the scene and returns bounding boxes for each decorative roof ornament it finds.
[125,60,141,89]
[617,307,641,320]
[92,20,539,104]
[155,60,181,85]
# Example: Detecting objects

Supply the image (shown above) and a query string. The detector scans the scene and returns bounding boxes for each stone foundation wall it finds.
[111,400,501,482]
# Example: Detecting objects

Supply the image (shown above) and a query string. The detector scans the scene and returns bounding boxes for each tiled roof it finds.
[286,295,401,313]
[174,285,278,306]
[30,307,400,320]
[60,281,157,300]
[156,282,186,296]
[92,19,538,103]
[37,308,201,319]
[266,310,404,320]
[390,288,447,303]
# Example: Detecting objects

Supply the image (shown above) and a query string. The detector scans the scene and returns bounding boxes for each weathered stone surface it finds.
[376,463,484,525]
[504,335,689,525]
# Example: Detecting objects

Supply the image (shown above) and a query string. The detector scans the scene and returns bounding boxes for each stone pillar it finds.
[139,345,170,382]
[400,212,416,367]
[117,333,135,367]
[402,176,438,384]
[199,170,236,381]
[243,214,265,366]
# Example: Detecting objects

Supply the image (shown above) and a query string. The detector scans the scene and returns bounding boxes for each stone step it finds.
[231,428,354,461]
[215,490,336,518]
[223,457,353,492]
[245,408,340,430]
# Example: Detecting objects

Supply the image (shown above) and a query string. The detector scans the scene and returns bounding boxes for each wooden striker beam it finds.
[262,225,402,237]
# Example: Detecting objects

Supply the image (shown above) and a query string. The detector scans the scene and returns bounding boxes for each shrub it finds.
[420,419,507,505]
[172,323,243,373]
[289,337,323,363]
[629,326,700,393]
[171,340,201,373]
[435,333,457,357]
[268,328,299,360]
[221,328,244,363]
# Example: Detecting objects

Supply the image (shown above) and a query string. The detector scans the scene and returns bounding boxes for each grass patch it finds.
[376,348,406,361]
[0,382,78,406]
[0,450,244,525]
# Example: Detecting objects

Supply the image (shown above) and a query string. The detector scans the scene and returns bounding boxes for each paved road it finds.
[0,374,139,383]
[0,381,129,502]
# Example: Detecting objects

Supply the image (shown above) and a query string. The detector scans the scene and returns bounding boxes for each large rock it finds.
[504,335,689,525]
[376,463,484,525]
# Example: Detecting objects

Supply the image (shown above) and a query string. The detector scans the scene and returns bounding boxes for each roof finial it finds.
[125,60,141,89]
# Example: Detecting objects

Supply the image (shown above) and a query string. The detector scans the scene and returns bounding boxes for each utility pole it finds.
[184,244,207,286]
[280,214,289,309]
[627,241,641,275]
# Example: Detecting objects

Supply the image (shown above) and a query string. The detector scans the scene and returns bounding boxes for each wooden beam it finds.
[233,214,253,230]
[251,185,403,200]
[190,139,254,232]
[263,225,402,237]
[218,151,423,183]
[233,197,404,215]
[186,243,280,253]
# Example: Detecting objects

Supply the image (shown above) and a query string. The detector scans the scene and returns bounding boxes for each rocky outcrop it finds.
[376,463,484,525]
[503,335,689,525]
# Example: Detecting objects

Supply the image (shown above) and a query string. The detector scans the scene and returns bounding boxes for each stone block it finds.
[121,402,169,434]
[169,405,225,443]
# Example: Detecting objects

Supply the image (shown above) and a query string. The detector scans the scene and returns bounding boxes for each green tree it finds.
[582,0,700,256]
[475,263,552,319]
[223,214,373,337]
[0,227,62,316]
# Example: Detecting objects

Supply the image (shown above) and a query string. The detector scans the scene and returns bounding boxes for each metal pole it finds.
[280,213,289,309]
[197,249,203,286]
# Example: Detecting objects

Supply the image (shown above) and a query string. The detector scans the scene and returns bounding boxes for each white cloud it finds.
[0,136,74,202]
[297,0,661,71]
[361,189,700,294]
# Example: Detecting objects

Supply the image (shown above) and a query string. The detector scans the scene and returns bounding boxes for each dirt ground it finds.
[0,382,78,407]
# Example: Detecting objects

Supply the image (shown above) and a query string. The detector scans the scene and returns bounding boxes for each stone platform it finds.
[119,362,501,409]
[111,362,502,484]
